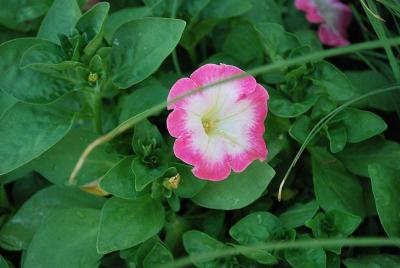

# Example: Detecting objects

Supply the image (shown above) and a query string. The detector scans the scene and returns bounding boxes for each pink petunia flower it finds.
[295,0,352,47]
[167,64,268,181]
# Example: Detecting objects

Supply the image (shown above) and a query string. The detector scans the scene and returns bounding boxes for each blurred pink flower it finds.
[295,0,352,47]
[167,64,268,181]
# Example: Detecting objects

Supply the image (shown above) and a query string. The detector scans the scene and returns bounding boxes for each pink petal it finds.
[192,158,231,181]
[230,84,268,172]
[190,64,257,97]
[318,24,350,47]
[166,108,189,138]
[250,84,269,133]
[295,0,324,23]
[190,64,224,86]
[230,139,267,173]
[294,0,352,47]
[221,64,257,97]
[167,78,199,110]
[173,136,202,166]
[330,1,352,33]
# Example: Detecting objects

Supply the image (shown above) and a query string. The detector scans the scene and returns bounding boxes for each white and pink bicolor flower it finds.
[167,64,268,181]
[295,0,352,47]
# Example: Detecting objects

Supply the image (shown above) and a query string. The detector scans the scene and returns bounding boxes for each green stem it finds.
[187,47,198,66]
[91,82,102,134]
[68,37,400,185]
[172,50,182,75]
[161,237,400,268]
[171,0,182,74]
[93,94,102,134]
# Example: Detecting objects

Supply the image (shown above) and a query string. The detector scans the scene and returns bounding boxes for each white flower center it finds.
[182,83,256,162]
[202,118,216,134]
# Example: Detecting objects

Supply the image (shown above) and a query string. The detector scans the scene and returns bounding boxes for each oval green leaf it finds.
[97,196,165,254]
[24,208,102,268]
[110,18,186,88]
[33,129,121,186]
[368,164,400,237]
[191,162,275,210]
[0,186,104,250]
[0,38,78,103]
[0,99,75,175]
[37,0,81,44]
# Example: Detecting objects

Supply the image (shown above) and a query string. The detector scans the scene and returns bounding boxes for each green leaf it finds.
[269,88,319,118]
[327,252,341,268]
[99,157,143,200]
[346,70,396,112]
[306,210,361,254]
[123,236,158,266]
[0,91,17,119]
[289,115,312,143]
[76,2,110,57]
[132,119,163,155]
[110,18,186,88]
[191,162,275,210]
[310,96,336,120]
[34,129,121,186]
[278,200,319,229]
[167,193,180,212]
[326,126,347,153]
[309,61,356,102]
[118,82,168,123]
[284,235,326,268]
[230,212,295,245]
[172,162,207,198]
[104,6,151,43]
[200,0,251,20]
[311,147,365,217]
[180,0,252,50]
[20,41,66,68]
[255,22,299,59]
[0,160,36,185]
[223,20,263,65]
[295,29,322,51]
[0,99,75,175]
[143,242,174,268]
[232,244,277,265]
[0,0,52,32]
[342,108,387,143]
[132,152,169,191]
[142,0,176,16]
[229,212,293,265]
[37,0,81,44]
[0,38,79,104]
[337,138,400,177]
[343,254,400,268]
[368,164,400,237]
[97,196,165,254]
[24,208,102,268]
[0,186,104,250]
[242,0,283,25]
[0,255,9,268]
[200,210,225,238]
[182,230,234,268]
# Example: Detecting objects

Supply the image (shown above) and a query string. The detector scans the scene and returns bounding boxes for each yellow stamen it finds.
[202,118,216,134]
[88,72,99,83]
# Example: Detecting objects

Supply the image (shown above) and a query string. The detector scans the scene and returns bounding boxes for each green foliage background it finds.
[0,0,399,267]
